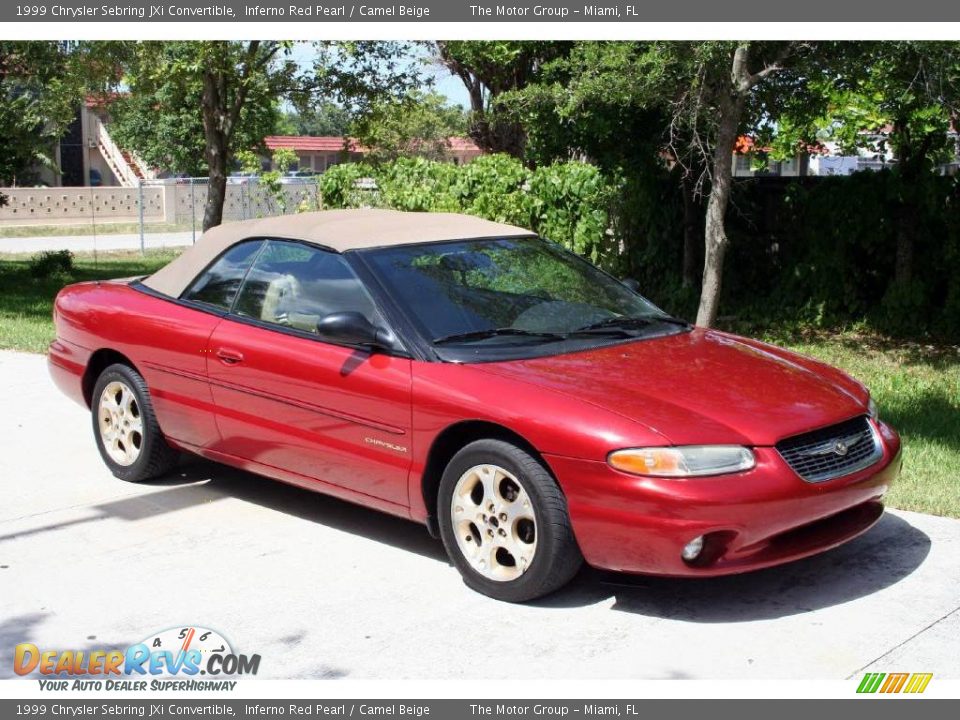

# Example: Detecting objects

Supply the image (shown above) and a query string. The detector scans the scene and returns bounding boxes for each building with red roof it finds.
[262,135,483,173]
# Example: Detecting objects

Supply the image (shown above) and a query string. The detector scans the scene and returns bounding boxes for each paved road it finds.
[0,231,194,254]
[1,349,958,680]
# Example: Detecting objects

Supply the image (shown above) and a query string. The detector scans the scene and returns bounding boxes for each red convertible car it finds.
[49,209,902,602]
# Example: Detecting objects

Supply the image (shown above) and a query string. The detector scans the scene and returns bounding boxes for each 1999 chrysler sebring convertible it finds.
[50,209,902,601]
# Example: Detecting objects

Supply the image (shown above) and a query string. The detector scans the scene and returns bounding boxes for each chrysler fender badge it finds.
[364,437,408,454]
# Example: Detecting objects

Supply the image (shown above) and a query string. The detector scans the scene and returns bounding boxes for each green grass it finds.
[0,249,180,353]
[0,250,957,517]
[763,327,960,518]
[0,222,192,238]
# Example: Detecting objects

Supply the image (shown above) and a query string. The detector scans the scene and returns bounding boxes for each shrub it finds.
[453,154,531,226]
[318,162,381,209]
[528,161,616,268]
[378,157,461,212]
[313,156,960,339]
[28,250,74,278]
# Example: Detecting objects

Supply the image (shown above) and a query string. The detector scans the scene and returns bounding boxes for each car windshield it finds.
[361,237,688,360]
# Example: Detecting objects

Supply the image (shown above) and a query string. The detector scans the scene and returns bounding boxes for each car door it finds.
[203,239,414,509]
[152,238,266,449]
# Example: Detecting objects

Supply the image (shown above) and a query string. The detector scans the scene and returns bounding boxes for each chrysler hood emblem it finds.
[833,441,849,456]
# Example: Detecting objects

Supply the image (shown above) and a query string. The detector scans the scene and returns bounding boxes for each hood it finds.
[475,328,868,446]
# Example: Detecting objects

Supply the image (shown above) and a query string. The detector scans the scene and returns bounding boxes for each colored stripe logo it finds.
[857,672,933,694]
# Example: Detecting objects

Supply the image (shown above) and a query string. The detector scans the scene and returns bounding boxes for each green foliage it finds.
[311,42,426,114]
[432,41,572,156]
[378,158,460,212]
[0,42,101,186]
[354,157,958,340]
[27,250,74,279]
[318,162,381,209]
[527,162,616,266]
[278,101,351,136]
[319,156,618,269]
[632,172,960,339]
[350,91,468,164]
[107,41,288,177]
[453,154,531,225]
[255,148,300,215]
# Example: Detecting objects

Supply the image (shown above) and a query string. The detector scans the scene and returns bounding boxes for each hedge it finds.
[318,154,960,339]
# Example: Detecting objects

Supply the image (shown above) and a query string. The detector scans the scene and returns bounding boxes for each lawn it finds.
[1,250,957,517]
[0,249,180,353]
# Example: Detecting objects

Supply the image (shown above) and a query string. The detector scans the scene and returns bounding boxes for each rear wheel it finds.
[438,439,583,602]
[91,363,178,482]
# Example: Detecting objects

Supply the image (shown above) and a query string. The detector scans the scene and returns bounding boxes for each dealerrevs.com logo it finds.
[14,626,260,692]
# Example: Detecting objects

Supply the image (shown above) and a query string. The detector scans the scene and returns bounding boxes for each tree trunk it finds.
[202,155,227,232]
[201,70,228,232]
[890,126,933,287]
[681,173,699,288]
[893,207,915,286]
[696,90,746,327]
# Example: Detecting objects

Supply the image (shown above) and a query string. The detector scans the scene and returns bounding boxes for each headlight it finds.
[868,397,879,419]
[608,446,756,477]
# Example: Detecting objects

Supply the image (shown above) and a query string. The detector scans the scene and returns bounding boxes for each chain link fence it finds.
[0,177,322,256]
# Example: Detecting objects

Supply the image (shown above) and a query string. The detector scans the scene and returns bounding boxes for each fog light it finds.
[681,535,704,562]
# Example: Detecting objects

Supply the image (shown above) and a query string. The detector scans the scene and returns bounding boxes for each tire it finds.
[91,363,179,482]
[438,439,583,602]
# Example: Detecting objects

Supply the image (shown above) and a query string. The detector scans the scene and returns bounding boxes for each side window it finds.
[181,240,263,310]
[233,240,381,335]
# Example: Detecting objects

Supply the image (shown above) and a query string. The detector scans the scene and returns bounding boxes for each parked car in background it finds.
[279,170,318,184]
[48,210,902,602]
[227,172,259,185]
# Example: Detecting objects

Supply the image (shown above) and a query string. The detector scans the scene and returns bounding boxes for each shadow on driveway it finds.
[3,459,931,626]
[542,512,931,621]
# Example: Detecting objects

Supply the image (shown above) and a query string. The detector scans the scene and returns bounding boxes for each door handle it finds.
[216,348,244,365]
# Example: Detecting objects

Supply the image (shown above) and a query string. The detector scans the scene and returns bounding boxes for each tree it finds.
[0,42,98,197]
[494,42,692,285]
[495,40,819,324]
[349,90,467,164]
[679,42,805,327]
[770,42,960,290]
[432,41,571,157]
[109,44,282,179]
[109,41,419,231]
[277,101,351,137]
[109,41,304,230]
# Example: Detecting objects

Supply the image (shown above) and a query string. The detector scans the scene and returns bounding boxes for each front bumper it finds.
[544,419,901,576]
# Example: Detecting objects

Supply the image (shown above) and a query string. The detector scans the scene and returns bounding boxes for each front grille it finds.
[776,415,882,483]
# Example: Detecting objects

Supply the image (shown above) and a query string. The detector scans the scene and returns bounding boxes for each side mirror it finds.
[317,311,394,350]
[622,278,640,292]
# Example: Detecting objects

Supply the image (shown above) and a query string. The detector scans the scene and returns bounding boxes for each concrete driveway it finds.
[1,349,958,680]
[0,231,193,255]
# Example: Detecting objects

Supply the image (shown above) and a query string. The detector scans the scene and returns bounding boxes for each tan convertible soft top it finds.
[141,209,534,298]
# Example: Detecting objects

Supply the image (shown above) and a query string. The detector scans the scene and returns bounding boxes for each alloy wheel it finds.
[97,381,144,466]
[450,463,538,582]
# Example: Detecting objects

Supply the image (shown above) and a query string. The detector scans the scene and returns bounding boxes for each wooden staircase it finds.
[95,119,154,187]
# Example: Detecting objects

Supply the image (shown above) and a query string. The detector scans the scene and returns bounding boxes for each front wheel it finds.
[91,363,179,482]
[438,439,583,602]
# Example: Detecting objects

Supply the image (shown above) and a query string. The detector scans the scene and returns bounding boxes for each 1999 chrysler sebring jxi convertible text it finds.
[49,210,902,602]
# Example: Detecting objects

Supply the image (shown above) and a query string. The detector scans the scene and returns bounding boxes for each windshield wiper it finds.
[573,314,690,334]
[432,327,567,345]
